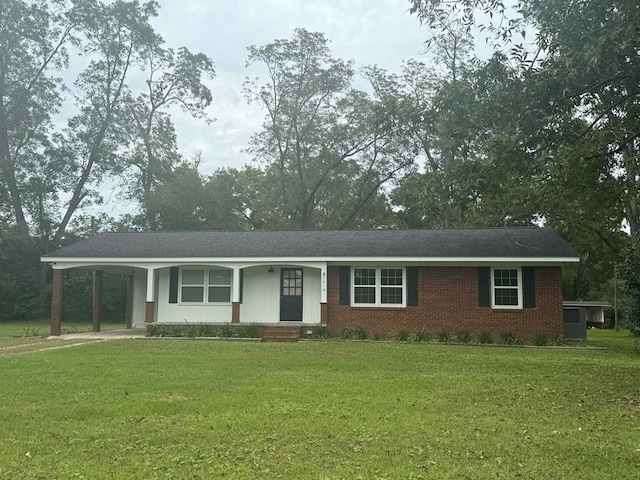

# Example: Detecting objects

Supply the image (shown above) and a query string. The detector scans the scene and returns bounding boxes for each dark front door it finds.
[280,268,303,321]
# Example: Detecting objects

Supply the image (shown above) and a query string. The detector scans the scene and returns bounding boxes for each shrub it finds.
[146,324,165,337]
[236,324,260,338]
[478,331,493,344]
[534,333,549,346]
[455,330,473,344]
[436,330,450,343]
[341,326,367,340]
[219,324,236,337]
[411,330,429,343]
[395,330,411,342]
[500,331,520,345]
[310,325,330,339]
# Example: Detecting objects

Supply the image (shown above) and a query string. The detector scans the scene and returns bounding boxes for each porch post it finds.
[320,263,328,324]
[92,270,103,332]
[145,268,155,323]
[231,266,241,324]
[231,303,240,324]
[124,273,134,329]
[50,269,64,336]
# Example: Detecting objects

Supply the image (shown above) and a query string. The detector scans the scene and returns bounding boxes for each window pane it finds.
[381,269,403,286]
[495,288,519,306]
[208,286,231,302]
[381,287,403,304]
[182,286,204,302]
[354,286,376,304]
[182,269,204,285]
[494,269,518,287]
[354,269,376,286]
[209,269,231,285]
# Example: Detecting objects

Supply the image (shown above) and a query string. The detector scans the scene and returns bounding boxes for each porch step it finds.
[261,326,301,342]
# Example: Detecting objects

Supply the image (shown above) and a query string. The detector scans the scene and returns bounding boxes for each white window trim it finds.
[491,267,523,309]
[351,267,406,308]
[179,267,232,305]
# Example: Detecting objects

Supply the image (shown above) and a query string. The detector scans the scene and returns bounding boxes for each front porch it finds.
[48,262,328,336]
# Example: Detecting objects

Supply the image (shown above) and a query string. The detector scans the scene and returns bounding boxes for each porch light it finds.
[268,265,275,273]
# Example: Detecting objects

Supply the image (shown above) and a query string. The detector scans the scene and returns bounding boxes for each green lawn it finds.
[0,330,638,479]
[0,320,124,345]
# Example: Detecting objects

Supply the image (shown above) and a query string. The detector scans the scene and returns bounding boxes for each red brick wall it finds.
[326,266,564,342]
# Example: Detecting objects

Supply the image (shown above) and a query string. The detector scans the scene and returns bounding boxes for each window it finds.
[352,267,405,307]
[180,268,232,303]
[492,268,522,308]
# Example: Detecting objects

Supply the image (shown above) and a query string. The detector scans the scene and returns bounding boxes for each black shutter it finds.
[407,266,418,306]
[339,266,350,305]
[478,267,491,307]
[169,267,179,304]
[239,269,244,304]
[523,267,536,308]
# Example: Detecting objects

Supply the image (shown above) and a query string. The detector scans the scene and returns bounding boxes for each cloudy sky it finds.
[149,0,429,175]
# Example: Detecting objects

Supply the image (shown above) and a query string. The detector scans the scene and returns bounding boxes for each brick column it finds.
[231,302,240,324]
[50,269,64,336]
[92,270,103,332]
[320,302,327,325]
[125,274,134,329]
[145,302,155,323]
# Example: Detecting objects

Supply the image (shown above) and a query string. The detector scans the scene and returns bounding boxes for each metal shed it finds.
[562,301,611,340]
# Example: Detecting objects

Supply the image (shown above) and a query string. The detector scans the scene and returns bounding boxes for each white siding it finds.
[240,266,321,323]
[155,267,233,323]
[131,269,147,328]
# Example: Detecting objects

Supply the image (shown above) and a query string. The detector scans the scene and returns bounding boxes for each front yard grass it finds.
[0,329,637,479]
[0,320,124,347]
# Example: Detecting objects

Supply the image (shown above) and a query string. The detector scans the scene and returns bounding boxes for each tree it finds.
[408,0,640,241]
[0,1,215,319]
[244,29,414,230]
[0,0,74,236]
[0,0,215,245]
[406,0,638,308]
[125,46,215,230]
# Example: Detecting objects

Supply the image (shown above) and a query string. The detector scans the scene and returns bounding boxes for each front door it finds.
[280,268,303,321]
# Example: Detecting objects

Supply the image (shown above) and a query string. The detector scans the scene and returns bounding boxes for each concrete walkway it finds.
[48,328,146,340]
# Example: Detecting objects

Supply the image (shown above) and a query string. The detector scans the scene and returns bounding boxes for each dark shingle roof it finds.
[43,228,578,260]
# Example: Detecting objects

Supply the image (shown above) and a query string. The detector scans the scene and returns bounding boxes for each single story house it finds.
[41,228,579,340]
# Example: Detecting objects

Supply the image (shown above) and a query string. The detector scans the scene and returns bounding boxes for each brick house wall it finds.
[326,266,564,341]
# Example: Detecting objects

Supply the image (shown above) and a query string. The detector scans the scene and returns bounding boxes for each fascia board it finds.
[42,255,580,268]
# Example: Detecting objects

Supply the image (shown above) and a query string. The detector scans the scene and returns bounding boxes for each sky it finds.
[148,0,429,176]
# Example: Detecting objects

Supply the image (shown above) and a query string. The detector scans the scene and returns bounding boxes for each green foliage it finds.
[478,331,493,344]
[146,323,260,339]
[455,330,473,344]
[236,324,260,339]
[619,248,640,332]
[534,333,550,347]
[244,28,413,230]
[20,323,44,338]
[436,330,450,343]
[395,330,411,342]
[341,326,368,340]
[60,270,127,324]
[411,329,430,343]
[0,228,44,321]
[500,331,521,345]
[310,325,330,339]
